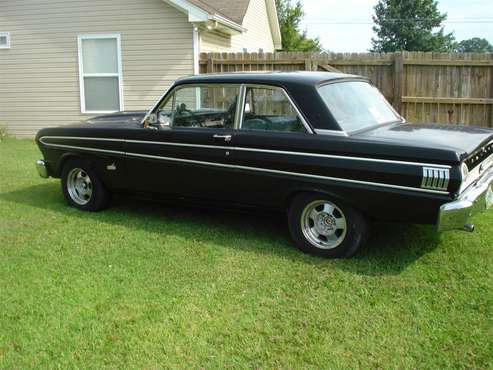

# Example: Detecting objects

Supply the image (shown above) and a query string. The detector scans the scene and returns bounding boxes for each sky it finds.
[298,0,493,52]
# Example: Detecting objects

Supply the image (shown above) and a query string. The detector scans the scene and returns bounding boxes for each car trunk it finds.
[354,122,493,164]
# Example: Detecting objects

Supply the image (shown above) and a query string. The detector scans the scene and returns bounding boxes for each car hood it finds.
[355,122,493,160]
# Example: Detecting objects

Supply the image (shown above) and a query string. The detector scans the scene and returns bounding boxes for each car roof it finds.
[170,72,370,132]
[176,71,365,88]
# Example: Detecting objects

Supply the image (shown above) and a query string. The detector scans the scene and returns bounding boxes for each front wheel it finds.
[61,158,110,211]
[288,193,368,258]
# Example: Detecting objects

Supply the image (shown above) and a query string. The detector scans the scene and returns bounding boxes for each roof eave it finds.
[210,14,246,34]
[163,0,245,35]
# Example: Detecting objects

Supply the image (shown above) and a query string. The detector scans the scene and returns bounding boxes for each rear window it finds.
[318,81,400,132]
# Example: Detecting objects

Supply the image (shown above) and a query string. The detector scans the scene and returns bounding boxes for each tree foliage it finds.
[455,38,493,53]
[371,0,456,52]
[276,0,322,52]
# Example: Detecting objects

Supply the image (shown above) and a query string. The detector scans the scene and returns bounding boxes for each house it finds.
[0,0,281,137]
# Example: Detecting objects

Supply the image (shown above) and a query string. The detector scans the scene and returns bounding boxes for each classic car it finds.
[35,72,493,258]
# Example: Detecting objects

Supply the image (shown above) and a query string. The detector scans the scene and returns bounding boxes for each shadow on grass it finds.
[0,183,440,275]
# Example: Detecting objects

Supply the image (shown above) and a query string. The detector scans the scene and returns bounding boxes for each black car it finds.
[35,72,493,258]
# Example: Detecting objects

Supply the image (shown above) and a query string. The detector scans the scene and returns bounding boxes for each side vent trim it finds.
[422,167,450,191]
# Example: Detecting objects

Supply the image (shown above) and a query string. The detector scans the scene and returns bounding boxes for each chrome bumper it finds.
[437,165,493,232]
[35,159,49,178]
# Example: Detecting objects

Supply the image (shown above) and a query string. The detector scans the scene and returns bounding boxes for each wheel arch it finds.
[55,152,88,177]
[284,187,367,217]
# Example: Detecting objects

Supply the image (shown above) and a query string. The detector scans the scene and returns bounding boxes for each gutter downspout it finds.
[192,25,200,75]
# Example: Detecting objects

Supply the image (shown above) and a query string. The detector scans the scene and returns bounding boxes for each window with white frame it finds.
[0,32,11,49]
[77,34,123,113]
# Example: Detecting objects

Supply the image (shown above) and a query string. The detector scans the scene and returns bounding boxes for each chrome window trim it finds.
[314,129,349,137]
[39,136,452,169]
[237,84,314,134]
[234,84,247,130]
[39,136,451,195]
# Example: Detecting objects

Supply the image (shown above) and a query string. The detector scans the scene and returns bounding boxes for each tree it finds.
[455,38,493,53]
[276,0,322,52]
[371,0,456,52]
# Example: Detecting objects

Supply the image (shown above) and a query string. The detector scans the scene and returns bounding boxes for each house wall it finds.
[200,0,275,53]
[0,0,194,137]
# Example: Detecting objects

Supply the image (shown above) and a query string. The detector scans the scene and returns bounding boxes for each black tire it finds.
[61,158,110,211]
[288,193,368,258]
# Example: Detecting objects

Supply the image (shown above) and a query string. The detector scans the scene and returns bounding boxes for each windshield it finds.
[318,81,401,132]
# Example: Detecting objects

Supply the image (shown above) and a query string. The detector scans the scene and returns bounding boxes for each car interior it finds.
[155,85,307,133]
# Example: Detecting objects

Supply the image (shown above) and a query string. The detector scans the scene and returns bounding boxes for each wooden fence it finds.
[199,52,493,127]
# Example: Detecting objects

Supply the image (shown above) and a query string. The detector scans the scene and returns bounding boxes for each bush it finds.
[0,123,8,142]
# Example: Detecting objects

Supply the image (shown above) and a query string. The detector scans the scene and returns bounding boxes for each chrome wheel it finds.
[300,200,347,250]
[66,168,93,205]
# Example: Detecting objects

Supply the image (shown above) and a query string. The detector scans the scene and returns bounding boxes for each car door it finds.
[124,83,241,202]
[229,85,317,208]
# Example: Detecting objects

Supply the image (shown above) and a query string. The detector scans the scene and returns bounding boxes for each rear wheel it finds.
[288,193,368,258]
[61,159,110,211]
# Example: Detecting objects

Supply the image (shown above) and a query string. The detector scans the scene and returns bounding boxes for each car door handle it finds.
[213,134,232,142]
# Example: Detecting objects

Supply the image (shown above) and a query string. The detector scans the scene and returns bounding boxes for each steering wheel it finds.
[176,103,203,127]
[177,103,193,116]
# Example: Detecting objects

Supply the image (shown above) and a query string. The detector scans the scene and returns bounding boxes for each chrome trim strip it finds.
[40,138,449,195]
[128,139,220,150]
[314,129,349,137]
[231,146,451,168]
[40,136,123,143]
[39,136,452,169]
[40,142,125,156]
[124,151,448,195]
[234,84,247,130]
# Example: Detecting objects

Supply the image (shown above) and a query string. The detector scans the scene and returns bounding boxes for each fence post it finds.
[393,52,404,113]
[304,59,312,71]
[491,62,493,127]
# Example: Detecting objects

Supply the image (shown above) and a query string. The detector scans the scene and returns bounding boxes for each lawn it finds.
[0,138,492,369]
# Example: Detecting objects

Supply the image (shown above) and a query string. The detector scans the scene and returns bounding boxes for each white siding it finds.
[0,0,194,137]
[200,31,232,53]
[200,0,275,53]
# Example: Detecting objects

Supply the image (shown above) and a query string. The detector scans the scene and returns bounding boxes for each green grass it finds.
[1,138,492,369]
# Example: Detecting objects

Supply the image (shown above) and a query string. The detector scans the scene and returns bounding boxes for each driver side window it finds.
[241,86,307,133]
[158,85,240,129]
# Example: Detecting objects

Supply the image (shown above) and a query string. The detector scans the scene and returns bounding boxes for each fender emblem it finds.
[106,163,117,171]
